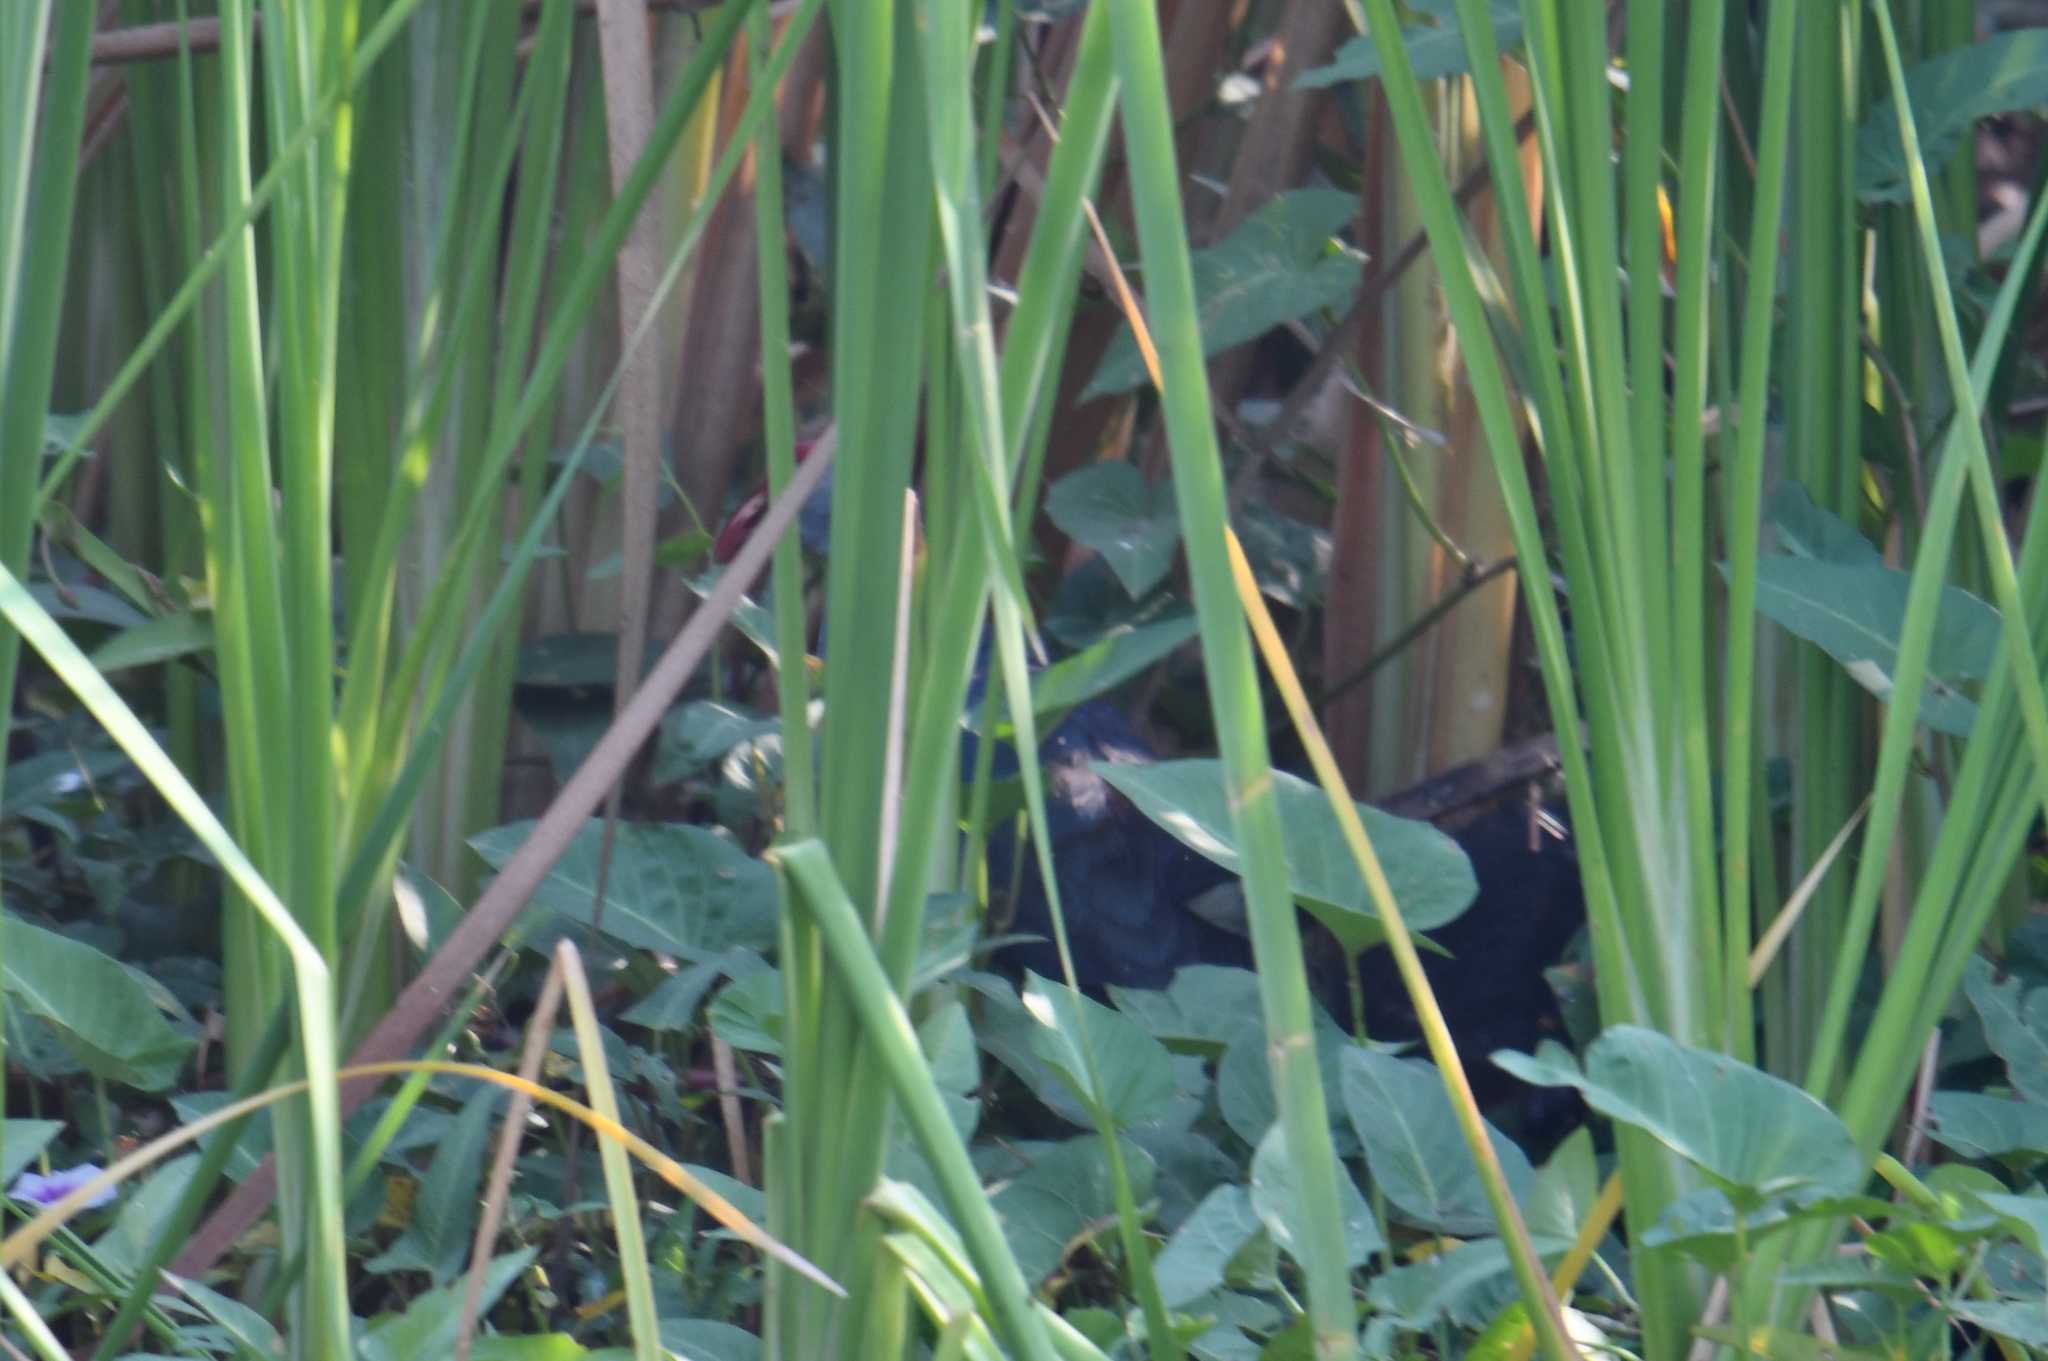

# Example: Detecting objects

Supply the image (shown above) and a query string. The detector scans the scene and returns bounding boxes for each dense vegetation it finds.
[5,3,2048,1359]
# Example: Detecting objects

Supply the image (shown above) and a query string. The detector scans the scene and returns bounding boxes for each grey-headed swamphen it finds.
[714,448,1258,990]
[712,454,1586,1101]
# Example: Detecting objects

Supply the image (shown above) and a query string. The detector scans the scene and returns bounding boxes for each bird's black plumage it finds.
[968,694,1258,991]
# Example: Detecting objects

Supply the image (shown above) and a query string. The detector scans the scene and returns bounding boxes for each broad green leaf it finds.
[364,1083,502,1283]
[684,568,786,667]
[28,580,148,629]
[516,630,625,689]
[654,701,779,785]
[1924,1091,2048,1161]
[169,1089,282,1181]
[1022,972,1178,1128]
[1248,1124,1383,1266]
[1338,1048,1531,1236]
[1153,1184,1263,1306]
[0,1120,62,1188]
[988,1135,1155,1286]
[1743,554,1998,735]
[706,968,783,1056]
[1,913,193,1090]
[471,819,777,959]
[1767,481,1882,567]
[1494,1029,1863,1204]
[1234,501,1330,609]
[93,1155,197,1276]
[920,996,982,1097]
[0,743,133,818]
[966,972,1093,1129]
[1095,758,1477,953]
[1216,1012,1360,1152]
[1132,1125,1241,1233]
[1367,1236,1563,1333]
[681,1162,767,1227]
[1970,1189,2048,1259]
[1947,1301,2048,1352]
[621,952,764,1033]
[1043,557,1190,652]
[41,411,90,458]
[656,1319,763,1361]
[1864,1217,1978,1282]
[1858,30,2048,202]
[1964,956,2048,1105]
[1109,965,1268,1056]
[1296,0,1523,88]
[1086,189,1363,398]
[414,1085,503,1285]
[982,616,1202,736]
[1042,462,1181,600]
[358,1249,538,1361]
[88,610,212,674]
[158,1271,282,1360]
[1525,1126,1600,1244]
[1640,1186,1797,1271]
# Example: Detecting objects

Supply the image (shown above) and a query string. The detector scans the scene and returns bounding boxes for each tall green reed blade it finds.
[1104,4,1357,1358]
[1737,56,2048,1341]
[1869,0,2048,967]
[1358,0,1794,1350]
[329,2,564,1030]
[0,562,351,1361]
[1798,16,2048,1125]
[207,2,361,1351]
[117,0,211,831]
[0,0,89,1229]
[208,5,293,1064]
[768,6,1126,1356]
[875,0,1118,985]
[1772,0,1866,1085]
[750,2,814,841]
[780,7,936,1351]
[325,0,827,1022]
[439,0,582,898]
[778,842,1059,1361]
[914,4,1180,1355]
[357,0,756,795]
[1807,0,2048,1120]
[0,0,59,393]
[1713,0,1799,1081]
[0,2,90,819]
[34,0,429,509]
[1658,0,1748,1050]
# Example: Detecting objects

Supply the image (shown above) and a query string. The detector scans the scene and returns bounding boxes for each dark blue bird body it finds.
[966,693,1257,991]
[713,462,1585,1119]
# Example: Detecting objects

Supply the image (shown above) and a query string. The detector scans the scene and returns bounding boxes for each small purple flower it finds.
[10,1165,116,1210]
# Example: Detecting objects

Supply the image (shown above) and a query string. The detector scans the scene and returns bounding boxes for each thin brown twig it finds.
[455,954,562,1361]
